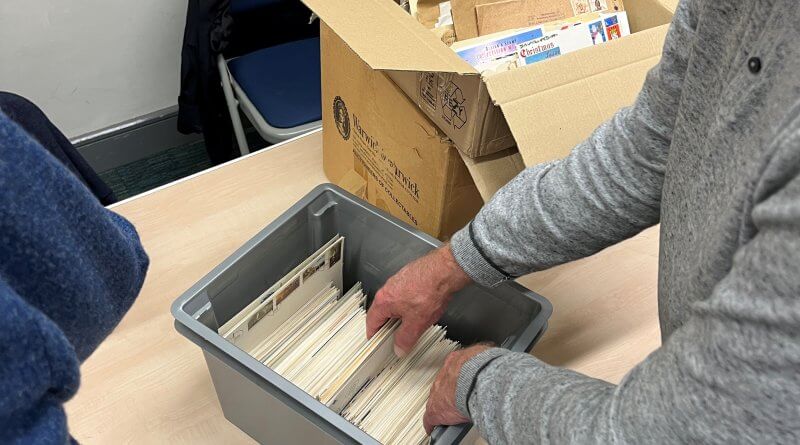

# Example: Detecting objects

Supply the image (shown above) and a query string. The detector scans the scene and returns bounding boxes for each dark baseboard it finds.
[71,106,204,172]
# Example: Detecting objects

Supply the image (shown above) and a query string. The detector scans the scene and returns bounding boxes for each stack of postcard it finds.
[218,235,459,444]
[452,10,630,73]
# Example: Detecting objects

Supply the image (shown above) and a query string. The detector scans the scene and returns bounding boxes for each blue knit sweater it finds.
[0,112,149,444]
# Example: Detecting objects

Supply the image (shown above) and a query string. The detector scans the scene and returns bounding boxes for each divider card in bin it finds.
[220,235,345,352]
[217,233,459,444]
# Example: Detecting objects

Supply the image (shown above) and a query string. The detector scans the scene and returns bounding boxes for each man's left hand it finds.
[423,343,494,434]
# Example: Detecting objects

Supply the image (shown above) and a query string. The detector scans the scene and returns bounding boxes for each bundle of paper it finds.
[219,235,345,352]
[255,282,400,406]
[219,234,460,444]
[452,10,629,73]
[516,11,630,66]
[450,0,624,40]
[452,27,544,73]
[343,326,458,445]
[252,280,457,443]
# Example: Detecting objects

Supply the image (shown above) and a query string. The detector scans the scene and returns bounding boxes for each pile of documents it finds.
[451,10,630,73]
[219,235,459,444]
[409,0,630,73]
[344,326,457,444]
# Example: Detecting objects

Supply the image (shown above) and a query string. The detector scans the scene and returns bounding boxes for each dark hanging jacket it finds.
[177,0,236,164]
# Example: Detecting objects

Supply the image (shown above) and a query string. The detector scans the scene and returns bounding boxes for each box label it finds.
[334,99,422,226]
[441,81,468,130]
[333,96,351,141]
[418,72,439,112]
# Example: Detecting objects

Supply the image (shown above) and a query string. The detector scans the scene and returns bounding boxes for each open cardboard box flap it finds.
[486,24,668,167]
[301,0,476,74]
[308,0,676,200]
[459,22,670,199]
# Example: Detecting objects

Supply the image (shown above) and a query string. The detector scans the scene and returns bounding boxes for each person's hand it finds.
[366,244,472,357]
[423,343,494,434]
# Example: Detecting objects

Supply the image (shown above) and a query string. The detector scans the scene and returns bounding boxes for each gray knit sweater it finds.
[449,0,800,443]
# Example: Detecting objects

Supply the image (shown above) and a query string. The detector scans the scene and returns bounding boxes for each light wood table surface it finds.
[65,130,661,443]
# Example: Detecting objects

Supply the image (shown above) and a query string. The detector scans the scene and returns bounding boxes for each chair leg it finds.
[217,54,250,156]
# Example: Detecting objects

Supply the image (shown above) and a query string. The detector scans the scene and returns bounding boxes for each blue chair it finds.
[218,37,322,154]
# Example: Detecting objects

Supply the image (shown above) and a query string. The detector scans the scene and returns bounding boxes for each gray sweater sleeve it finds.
[450,1,697,286]
[459,127,800,443]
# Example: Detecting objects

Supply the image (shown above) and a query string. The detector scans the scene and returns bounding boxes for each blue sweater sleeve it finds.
[0,112,149,443]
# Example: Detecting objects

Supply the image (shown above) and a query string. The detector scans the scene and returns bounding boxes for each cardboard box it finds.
[302,0,672,163]
[320,23,483,239]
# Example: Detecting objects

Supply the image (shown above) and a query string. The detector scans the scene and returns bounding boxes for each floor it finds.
[99,131,267,201]
[99,140,213,200]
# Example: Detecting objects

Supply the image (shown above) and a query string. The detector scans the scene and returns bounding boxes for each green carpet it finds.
[99,140,213,200]
[99,128,269,201]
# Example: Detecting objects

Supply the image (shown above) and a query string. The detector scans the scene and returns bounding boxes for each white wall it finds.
[0,0,187,138]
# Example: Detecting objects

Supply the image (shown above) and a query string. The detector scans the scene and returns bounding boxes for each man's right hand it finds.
[366,244,473,357]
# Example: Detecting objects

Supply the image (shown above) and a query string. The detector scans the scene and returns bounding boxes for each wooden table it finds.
[65,130,661,443]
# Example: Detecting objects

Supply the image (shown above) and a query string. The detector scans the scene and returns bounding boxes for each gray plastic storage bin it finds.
[172,184,552,444]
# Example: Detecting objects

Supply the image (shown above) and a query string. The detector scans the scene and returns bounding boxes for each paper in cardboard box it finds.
[453,27,544,73]
[517,12,631,66]
[599,13,628,40]
[449,11,629,73]
[303,0,673,199]
[320,22,482,239]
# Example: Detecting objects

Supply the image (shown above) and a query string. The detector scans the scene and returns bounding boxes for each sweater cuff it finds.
[450,223,510,288]
[455,348,510,418]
